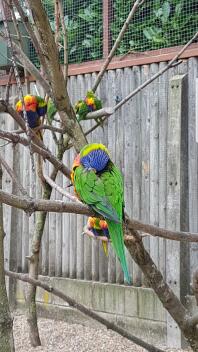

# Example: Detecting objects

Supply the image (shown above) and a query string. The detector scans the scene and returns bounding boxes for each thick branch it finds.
[5,269,165,352]
[85,107,114,120]
[1,188,198,243]
[125,216,198,243]
[0,190,92,216]
[124,231,195,346]
[26,0,87,151]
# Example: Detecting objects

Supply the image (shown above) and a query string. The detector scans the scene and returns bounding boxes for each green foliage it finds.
[30,0,197,65]
[111,0,198,54]
[42,0,103,63]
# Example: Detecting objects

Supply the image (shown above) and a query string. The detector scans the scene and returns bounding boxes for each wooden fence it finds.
[0,57,198,291]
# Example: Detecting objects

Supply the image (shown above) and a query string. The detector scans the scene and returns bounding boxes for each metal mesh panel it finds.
[27,0,197,66]
[30,0,103,66]
[110,0,198,55]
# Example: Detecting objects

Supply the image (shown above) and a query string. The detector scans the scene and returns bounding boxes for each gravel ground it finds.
[13,314,190,352]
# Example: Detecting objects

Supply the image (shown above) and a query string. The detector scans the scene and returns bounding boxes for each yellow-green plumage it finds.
[73,143,131,284]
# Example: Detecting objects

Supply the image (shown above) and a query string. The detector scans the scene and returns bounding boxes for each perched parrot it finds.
[85,217,110,256]
[71,143,131,284]
[15,95,47,140]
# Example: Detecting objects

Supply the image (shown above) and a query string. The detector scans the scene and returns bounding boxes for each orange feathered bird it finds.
[15,95,47,140]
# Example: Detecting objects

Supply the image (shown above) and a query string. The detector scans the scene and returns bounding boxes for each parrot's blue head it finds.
[80,144,110,172]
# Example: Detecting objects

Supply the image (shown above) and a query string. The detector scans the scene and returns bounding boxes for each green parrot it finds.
[71,143,131,284]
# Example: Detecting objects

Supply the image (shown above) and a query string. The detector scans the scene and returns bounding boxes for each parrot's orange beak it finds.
[72,154,81,168]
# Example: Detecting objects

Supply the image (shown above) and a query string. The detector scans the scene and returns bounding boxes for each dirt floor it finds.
[13,313,190,352]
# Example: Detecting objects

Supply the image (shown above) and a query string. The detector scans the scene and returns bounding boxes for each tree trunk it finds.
[0,164,15,352]
[26,146,65,346]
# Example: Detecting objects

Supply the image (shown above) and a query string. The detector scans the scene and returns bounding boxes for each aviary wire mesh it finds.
[110,0,198,55]
[28,0,198,66]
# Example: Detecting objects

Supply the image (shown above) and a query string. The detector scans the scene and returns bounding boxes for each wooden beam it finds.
[0,44,198,85]
[102,0,111,58]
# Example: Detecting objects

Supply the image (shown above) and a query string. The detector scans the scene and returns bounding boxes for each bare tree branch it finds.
[92,0,145,92]
[0,129,71,179]
[85,107,114,120]
[0,153,29,197]
[1,187,198,244]
[0,30,52,96]
[5,269,165,352]
[44,173,80,203]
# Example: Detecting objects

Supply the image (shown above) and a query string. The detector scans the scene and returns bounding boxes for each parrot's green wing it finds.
[74,165,120,223]
[47,99,57,123]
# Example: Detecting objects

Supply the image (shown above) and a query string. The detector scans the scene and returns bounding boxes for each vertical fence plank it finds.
[149,63,159,270]
[158,62,168,279]
[140,65,151,286]
[22,147,30,273]
[166,74,189,348]
[188,58,198,279]
[48,132,56,277]
[115,68,124,284]
[97,72,109,282]
[132,66,142,286]
[107,70,116,283]
[41,151,49,276]
[123,67,134,283]
[55,170,63,277]
[62,150,70,277]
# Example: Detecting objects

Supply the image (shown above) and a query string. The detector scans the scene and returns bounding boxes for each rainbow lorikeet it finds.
[15,95,47,140]
[84,217,110,256]
[71,143,131,284]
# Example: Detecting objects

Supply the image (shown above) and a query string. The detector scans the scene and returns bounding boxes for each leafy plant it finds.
[30,0,198,65]
[111,0,198,53]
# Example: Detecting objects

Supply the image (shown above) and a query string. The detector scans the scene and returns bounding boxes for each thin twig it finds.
[5,270,165,352]
[92,0,145,92]
[0,152,29,197]
[34,124,65,134]
[4,66,14,103]
[44,173,81,203]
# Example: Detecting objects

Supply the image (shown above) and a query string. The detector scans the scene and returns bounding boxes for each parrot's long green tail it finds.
[107,221,131,284]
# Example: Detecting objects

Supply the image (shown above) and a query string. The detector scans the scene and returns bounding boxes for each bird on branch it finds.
[15,95,47,140]
[71,143,131,284]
